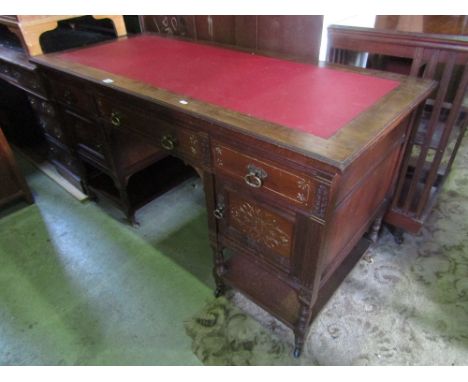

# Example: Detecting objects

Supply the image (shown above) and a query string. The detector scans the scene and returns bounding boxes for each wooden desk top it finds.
[32,34,436,170]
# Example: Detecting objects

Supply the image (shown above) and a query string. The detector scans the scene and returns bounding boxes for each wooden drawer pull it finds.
[244,164,267,188]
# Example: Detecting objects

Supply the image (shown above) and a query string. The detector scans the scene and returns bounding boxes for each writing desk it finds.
[31,34,435,357]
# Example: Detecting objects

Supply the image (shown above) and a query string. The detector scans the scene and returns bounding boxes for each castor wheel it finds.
[293,347,302,358]
[214,285,225,298]
[127,215,140,228]
[394,231,404,245]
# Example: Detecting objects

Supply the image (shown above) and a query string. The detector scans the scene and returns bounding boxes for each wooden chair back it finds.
[327,25,468,233]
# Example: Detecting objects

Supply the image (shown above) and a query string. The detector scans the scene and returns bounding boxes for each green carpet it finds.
[0,158,213,365]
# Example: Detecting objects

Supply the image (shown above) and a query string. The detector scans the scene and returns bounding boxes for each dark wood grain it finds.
[375,16,468,36]
[139,16,323,64]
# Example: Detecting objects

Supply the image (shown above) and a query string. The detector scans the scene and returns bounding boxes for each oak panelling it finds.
[375,16,468,36]
[139,15,323,64]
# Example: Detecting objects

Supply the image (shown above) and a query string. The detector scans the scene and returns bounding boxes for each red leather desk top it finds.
[57,35,400,139]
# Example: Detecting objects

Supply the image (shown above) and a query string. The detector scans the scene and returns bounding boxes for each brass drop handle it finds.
[244,173,263,188]
[213,205,225,220]
[244,164,267,189]
[110,111,121,127]
[161,134,176,150]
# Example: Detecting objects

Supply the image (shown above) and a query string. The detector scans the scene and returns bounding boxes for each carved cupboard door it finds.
[213,181,296,271]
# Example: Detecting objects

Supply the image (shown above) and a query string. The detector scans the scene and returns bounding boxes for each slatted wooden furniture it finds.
[0,126,33,208]
[327,25,468,238]
[31,34,435,356]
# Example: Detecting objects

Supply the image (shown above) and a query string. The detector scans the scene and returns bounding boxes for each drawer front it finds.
[0,61,11,77]
[64,112,106,163]
[0,61,44,95]
[28,95,56,118]
[106,125,166,173]
[47,139,81,175]
[28,95,66,142]
[96,95,209,165]
[37,114,65,142]
[212,142,317,210]
[216,186,295,270]
[48,73,96,116]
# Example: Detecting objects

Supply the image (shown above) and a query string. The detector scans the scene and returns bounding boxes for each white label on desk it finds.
[102,78,114,83]
[179,99,189,105]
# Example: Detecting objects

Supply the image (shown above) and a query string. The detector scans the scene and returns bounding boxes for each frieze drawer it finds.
[47,139,81,175]
[96,95,209,165]
[15,67,44,95]
[0,62,44,95]
[64,112,106,164]
[48,73,96,116]
[212,142,330,218]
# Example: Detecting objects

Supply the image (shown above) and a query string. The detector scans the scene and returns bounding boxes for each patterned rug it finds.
[184,134,468,366]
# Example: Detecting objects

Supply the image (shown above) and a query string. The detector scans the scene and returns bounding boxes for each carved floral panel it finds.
[229,195,293,258]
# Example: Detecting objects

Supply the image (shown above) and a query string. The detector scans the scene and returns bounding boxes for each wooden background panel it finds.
[139,15,323,64]
[375,15,468,35]
[256,16,323,62]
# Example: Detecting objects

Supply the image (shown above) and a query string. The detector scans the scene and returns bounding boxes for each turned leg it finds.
[212,246,226,298]
[127,211,139,227]
[370,215,383,243]
[293,301,310,358]
[81,179,97,201]
[115,180,139,227]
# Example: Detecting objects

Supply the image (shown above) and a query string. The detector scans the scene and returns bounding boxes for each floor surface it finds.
[0,156,213,365]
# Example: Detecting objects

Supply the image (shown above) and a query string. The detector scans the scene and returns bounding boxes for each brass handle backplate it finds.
[213,206,225,219]
[110,112,121,127]
[161,134,176,150]
[244,164,267,188]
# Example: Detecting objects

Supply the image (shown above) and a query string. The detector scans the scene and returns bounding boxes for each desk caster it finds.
[393,228,404,245]
[127,214,139,228]
[293,347,302,358]
[214,285,225,298]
